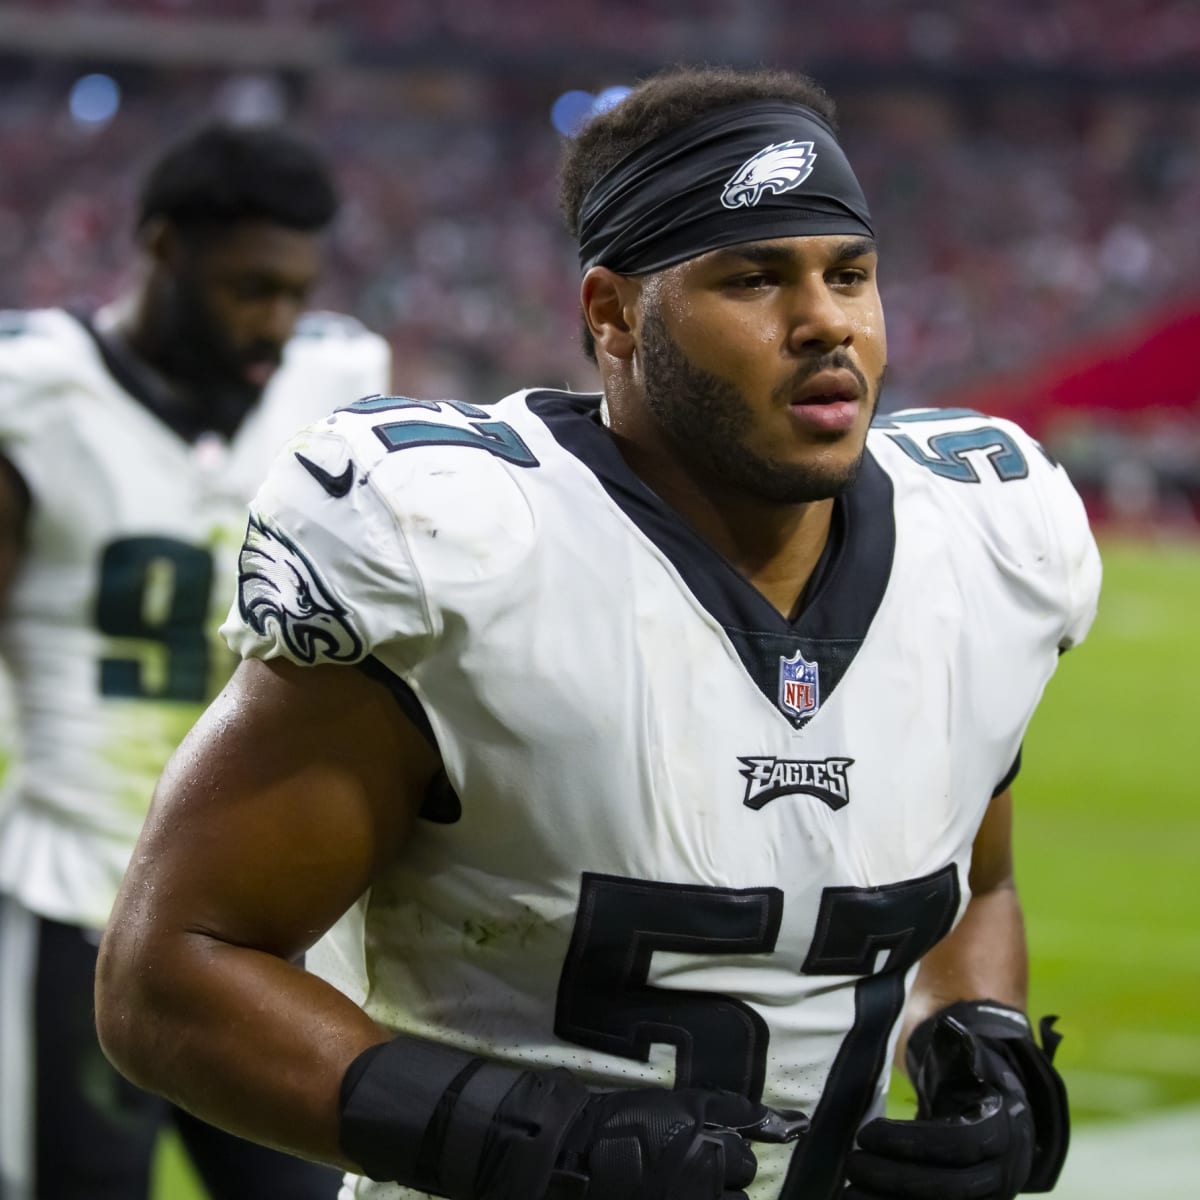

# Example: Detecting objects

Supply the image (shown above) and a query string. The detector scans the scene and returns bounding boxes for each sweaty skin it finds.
[99,657,434,1167]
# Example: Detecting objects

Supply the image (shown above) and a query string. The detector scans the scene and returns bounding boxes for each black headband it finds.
[577,101,874,275]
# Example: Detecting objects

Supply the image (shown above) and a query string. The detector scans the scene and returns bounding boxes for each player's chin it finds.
[784,427,868,473]
[813,433,871,476]
[752,451,865,504]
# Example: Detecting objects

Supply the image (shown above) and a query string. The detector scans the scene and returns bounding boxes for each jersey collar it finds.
[527,389,896,730]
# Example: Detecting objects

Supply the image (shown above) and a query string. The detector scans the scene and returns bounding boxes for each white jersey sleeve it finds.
[221,421,431,668]
[224,311,391,498]
[871,406,1101,653]
[1042,448,1101,652]
[286,311,392,405]
[0,309,89,490]
[222,394,542,672]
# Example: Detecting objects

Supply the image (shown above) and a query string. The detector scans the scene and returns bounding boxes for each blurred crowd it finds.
[29,0,1200,67]
[843,85,1200,409]
[3,57,1197,421]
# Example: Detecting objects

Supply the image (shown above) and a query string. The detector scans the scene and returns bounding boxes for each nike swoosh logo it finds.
[295,452,355,498]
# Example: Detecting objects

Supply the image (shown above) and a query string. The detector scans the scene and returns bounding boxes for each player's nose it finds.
[784,280,855,355]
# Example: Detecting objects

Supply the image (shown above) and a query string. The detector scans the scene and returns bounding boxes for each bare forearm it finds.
[96,930,387,1169]
[898,880,1028,1065]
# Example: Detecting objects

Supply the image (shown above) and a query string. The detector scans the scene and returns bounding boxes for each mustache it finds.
[239,342,284,367]
[771,350,869,404]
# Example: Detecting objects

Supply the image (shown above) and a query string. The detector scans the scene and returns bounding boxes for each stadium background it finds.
[0,2,1196,1197]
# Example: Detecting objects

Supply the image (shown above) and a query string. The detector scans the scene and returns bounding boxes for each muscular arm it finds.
[95,655,441,1168]
[898,787,1027,1063]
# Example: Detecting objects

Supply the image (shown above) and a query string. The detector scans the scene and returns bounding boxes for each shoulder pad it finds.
[0,309,95,398]
[276,316,391,405]
[870,406,1100,649]
[870,407,1051,485]
[320,395,540,589]
[292,311,371,341]
[0,310,36,339]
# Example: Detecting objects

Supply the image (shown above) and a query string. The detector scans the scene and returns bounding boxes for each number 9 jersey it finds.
[223,389,1100,1200]
[0,308,390,931]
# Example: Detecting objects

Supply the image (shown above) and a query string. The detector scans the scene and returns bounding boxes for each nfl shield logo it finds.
[778,649,820,720]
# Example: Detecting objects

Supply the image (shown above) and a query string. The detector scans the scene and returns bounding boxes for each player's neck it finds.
[103,292,259,441]
[725,498,834,621]
[110,294,187,388]
[612,429,835,621]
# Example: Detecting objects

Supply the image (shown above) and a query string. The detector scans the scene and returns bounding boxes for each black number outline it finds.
[343,395,488,419]
[874,408,1055,478]
[554,865,961,1198]
[887,428,1029,483]
[341,395,539,468]
[779,865,960,1198]
[373,419,539,468]
[555,873,783,1099]
[95,536,214,701]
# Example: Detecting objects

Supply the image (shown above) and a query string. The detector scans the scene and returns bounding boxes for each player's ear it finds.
[139,216,184,269]
[581,267,640,361]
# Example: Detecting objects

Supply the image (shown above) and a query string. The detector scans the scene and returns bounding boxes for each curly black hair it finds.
[560,65,837,245]
[137,122,337,237]
[559,65,838,360]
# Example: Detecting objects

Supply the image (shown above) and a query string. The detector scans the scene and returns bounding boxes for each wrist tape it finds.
[339,1037,518,1194]
[338,1036,590,1199]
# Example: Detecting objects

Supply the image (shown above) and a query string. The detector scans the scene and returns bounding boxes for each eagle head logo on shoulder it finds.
[721,140,818,210]
[236,515,364,665]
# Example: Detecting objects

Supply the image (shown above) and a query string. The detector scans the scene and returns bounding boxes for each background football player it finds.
[0,123,389,1198]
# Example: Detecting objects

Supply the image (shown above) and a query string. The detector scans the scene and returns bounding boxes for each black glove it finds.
[338,1034,807,1200]
[529,1080,807,1200]
[844,1000,1069,1200]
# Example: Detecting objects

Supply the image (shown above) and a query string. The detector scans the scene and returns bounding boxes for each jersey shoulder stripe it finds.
[869,405,1100,649]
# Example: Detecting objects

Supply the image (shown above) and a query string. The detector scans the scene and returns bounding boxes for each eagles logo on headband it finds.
[722,140,817,209]
[577,102,873,275]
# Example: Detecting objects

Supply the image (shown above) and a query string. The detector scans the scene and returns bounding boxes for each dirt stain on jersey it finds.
[462,903,552,951]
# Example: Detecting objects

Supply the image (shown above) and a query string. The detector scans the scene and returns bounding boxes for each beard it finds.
[639,307,882,504]
[154,273,280,414]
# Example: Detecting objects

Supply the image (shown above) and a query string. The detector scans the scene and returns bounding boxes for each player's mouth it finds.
[241,355,282,388]
[786,370,862,434]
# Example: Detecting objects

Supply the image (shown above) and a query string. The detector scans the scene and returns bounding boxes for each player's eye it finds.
[728,272,776,290]
[829,268,870,289]
[228,281,271,301]
[228,277,308,303]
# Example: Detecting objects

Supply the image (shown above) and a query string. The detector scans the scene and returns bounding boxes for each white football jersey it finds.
[223,390,1100,1200]
[0,307,390,929]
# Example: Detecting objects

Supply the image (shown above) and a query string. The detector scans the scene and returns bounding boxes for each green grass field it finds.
[151,537,1200,1197]
[1017,538,1200,1122]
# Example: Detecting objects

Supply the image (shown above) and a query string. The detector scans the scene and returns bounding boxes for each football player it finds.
[0,124,389,1197]
[96,69,1098,1200]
